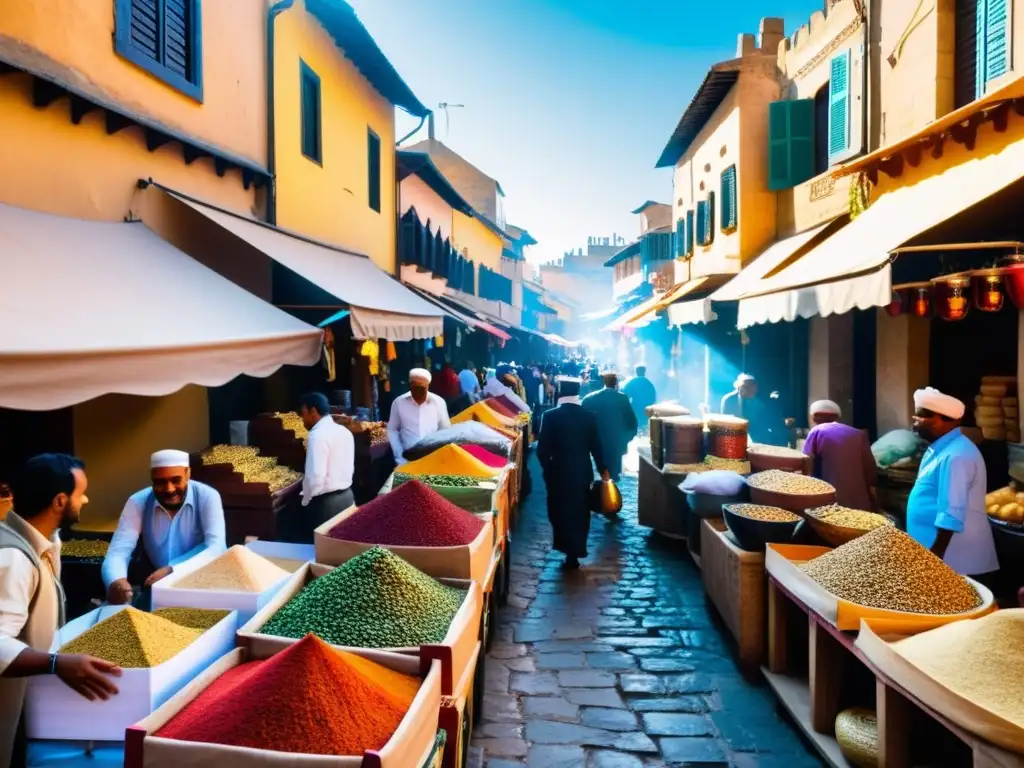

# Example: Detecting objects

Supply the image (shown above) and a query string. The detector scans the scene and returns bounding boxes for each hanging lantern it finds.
[972,269,1006,312]
[1003,263,1024,309]
[885,289,910,317]
[910,284,933,319]
[931,274,971,321]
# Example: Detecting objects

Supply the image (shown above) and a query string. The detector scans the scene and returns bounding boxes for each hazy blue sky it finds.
[350,0,824,262]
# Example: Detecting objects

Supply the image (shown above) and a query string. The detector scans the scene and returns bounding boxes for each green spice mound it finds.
[260,547,467,648]
[394,473,482,488]
[60,607,201,668]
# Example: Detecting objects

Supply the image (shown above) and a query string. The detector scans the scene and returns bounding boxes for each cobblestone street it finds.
[471,455,825,767]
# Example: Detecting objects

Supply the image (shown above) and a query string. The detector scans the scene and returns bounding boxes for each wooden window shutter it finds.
[129,0,161,63]
[768,99,815,190]
[720,166,737,232]
[686,210,695,257]
[163,0,192,80]
[828,51,851,163]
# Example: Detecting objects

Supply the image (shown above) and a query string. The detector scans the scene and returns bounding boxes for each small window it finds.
[674,217,686,258]
[300,61,322,164]
[697,193,715,247]
[813,84,830,175]
[720,166,737,233]
[685,210,695,257]
[114,0,203,101]
[367,129,381,213]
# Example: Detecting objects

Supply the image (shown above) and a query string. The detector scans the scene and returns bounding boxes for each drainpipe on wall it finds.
[266,0,295,226]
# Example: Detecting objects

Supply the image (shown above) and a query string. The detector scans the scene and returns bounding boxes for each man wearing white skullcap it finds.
[803,399,876,511]
[907,387,998,576]
[387,368,451,465]
[102,449,226,605]
[719,374,786,445]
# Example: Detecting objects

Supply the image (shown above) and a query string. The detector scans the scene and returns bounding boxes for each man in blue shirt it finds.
[907,387,999,577]
[102,449,227,604]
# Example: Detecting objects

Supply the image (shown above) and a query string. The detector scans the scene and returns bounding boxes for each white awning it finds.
[167,192,443,341]
[736,134,1024,328]
[667,298,717,327]
[0,203,322,411]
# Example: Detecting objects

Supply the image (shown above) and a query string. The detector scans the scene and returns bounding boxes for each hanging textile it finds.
[360,339,381,376]
[322,327,336,383]
[435,334,444,348]
[386,341,398,362]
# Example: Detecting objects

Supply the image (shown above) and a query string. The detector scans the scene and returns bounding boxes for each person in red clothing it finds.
[431,361,462,402]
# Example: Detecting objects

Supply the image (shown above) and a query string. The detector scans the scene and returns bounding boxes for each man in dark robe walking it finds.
[538,377,608,570]
[582,371,637,482]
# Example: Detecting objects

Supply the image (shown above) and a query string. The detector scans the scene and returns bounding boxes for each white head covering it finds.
[810,400,842,417]
[151,449,189,469]
[409,368,432,384]
[734,373,755,389]
[914,387,966,420]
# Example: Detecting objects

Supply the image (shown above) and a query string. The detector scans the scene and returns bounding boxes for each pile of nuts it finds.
[747,469,834,495]
[728,504,800,523]
[703,456,752,473]
[807,504,891,531]
[199,445,302,492]
[801,526,983,615]
[274,411,309,446]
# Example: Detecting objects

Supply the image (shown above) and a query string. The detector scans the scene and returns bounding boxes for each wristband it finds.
[49,652,58,675]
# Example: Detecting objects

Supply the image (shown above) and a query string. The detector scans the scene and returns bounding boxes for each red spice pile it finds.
[484,398,517,418]
[460,444,508,468]
[493,394,526,414]
[155,635,419,755]
[329,480,485,546]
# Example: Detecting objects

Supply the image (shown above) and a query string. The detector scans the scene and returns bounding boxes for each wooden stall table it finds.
[637,447,689,539]
[765,576,1024,768]
[700,519,765,670]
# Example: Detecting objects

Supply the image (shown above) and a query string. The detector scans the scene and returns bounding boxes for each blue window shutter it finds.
[704,192,715,245]
[984,0,1010,86]
[686,210,695,257]
[675,218,685,257]
[720,166,737,232]
[828,51,851,163]
[695,201,707,246]
[768,99,815,190]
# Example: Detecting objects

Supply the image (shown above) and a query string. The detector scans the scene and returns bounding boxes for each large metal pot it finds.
[590,479,623,517]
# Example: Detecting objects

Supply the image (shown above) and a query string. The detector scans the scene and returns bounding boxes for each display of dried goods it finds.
[801,526,983,615]
[394,473,482,488]
[60,539,109,559]
[727,504,800,523]
[746,470,834,495]
[198,445,302,492]
[174,546,290,592]
[272,411,309,445]
[748,444,805,459]
[985,486,1024,524]
[399,444,501,479]
[59,607,202,668]
[702,456,751,473]
[152,608,232,631]
[806,505,892,531]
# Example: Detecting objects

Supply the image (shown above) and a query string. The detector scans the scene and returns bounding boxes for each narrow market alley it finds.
[470,454,824,767]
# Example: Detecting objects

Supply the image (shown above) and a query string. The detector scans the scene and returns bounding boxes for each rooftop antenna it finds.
[437,102,464,139]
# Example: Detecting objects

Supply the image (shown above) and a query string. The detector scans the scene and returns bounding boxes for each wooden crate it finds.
[439,642,481,768]
[637,449,688,538]
[700,519,765,669]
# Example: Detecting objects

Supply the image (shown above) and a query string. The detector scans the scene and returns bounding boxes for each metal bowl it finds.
[722,504,804,553]
[684,490,748,519]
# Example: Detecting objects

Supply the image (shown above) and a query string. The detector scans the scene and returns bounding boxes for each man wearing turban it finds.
[102,450,227,605]
[907,387,998,576]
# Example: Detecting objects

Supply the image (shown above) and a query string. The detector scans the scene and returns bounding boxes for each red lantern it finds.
[972,269,1006,312]
[911,284,933,318]
[932,275,971,321]
[1004,263,1024,309]
[885,289,911,317]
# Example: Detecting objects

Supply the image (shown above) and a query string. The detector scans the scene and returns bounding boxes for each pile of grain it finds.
[974,376,1018,443]
[329,480,485,547]
[807,505,891,531]
[801,526,983,615]
[60,539,109,559]
[748,444,805,459]
[260,547,466,648]
[60,607,201,667]
[891,609,1024,725]
[400,444,501,480]
[175,546,290,592]
[728,504,800,523]
[703,456,751,473]
[152,607,232,631]
[747,470,834,495]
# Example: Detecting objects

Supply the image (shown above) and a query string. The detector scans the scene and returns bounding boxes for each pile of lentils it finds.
[60,539,109,559]
[260,547,467,648]
[175,546,290,592]
[394,473,481,488]
[329,480,485,547]
[728,504,801,523]
[801,526,983,615]
[60,607,202,667]
[152,607,231,631]
[807,504,892,531]
[747,469,835,495]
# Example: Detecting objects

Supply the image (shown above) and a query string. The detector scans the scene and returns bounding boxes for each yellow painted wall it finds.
[73,387,209,531]
[0,0,265,166]
[400,175,454,240]
[274,0,397,273]
[453,211,503,274]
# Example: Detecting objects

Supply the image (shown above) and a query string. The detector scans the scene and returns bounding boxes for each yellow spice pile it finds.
[175,546,290,592]
[152,607,231,631]
[801,526,982,615]
[60,607,200,668]
[892,610,1024,726]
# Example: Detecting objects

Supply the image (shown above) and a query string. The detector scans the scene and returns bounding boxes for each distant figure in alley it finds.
[583,371,638,482]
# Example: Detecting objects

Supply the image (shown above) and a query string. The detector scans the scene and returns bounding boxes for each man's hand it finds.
[601,470,611,482]
[56,654,122,701]
[106,578,133,605]
[143,566,173,587]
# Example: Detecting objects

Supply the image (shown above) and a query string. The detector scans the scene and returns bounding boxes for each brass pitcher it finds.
[590,478,623,517]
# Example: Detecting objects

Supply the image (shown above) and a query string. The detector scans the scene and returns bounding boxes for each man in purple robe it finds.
[802,400,876,511]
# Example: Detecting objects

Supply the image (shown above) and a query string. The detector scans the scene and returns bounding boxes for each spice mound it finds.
[460,444,509,469]
[60,607,201,668]
[400,444,501,479]
[890,609,1024,726]
[60,539,109,559]
[807,504,892,531]
[260,547,467,648]
[747,469,834,495]
[748,443,805,459]
[494,394,526,414]
[329,480,485,547]
[453,402,516,429]
[801,526,983,615]
[155,634,421,755]
[483,399,517,418]
[728,504,800,523]
[152,607,232,631]
[175,546,290,592]
[395,473,482,488]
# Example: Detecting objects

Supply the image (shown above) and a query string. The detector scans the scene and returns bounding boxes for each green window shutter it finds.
[367,129,381,212]
[695,201,707,247]
[768,99,815,190]
[675,218,685,258]
[828,51,851,163]
[686,210,695,257]
[982,0,1010,87]
[720,166,737,231]
[703,192,715,245]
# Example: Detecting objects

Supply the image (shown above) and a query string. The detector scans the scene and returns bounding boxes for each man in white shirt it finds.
[1,454,121,766]
[388,368,452,465]
[299,392,355,541]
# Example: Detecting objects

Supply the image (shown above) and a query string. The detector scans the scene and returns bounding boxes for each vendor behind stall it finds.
[908,387,999,577]
[388,368,451,466]
[720,374,785,445]
[802,400,876,511]
[102,450,227,606]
